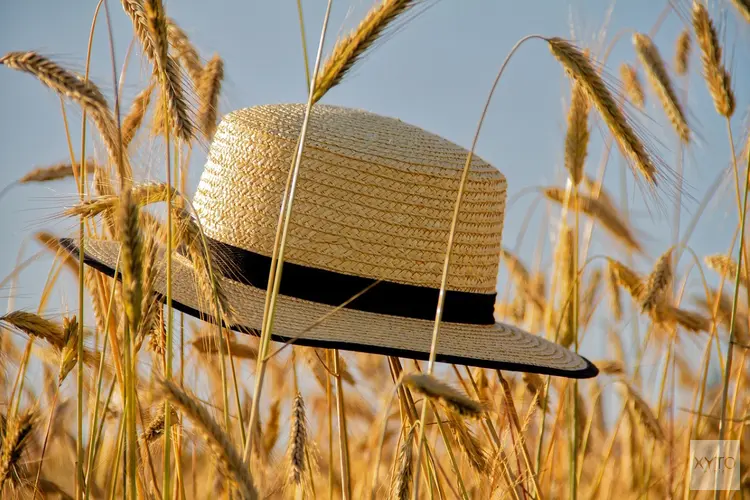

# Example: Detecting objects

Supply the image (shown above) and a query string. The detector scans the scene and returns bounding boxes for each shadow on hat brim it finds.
[60,238,598,379]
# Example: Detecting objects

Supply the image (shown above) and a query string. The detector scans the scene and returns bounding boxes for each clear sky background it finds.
[0,0,749,380]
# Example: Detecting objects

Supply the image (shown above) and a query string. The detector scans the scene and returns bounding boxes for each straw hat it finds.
[66,103,597,378]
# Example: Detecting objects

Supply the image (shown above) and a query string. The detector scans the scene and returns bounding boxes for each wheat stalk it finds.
[580,268,602,328]
[118,189,143,333]
[692,2,735,118]
[565,81,590,186]
[171,205,234,323]
[0,311,65,349]
[544,187,642,252]
[198,54,224,140]
[653,304,710,333]
[65,182,177,219]
[523,373,546,411]
[402,373,484,418]
[605,261,623,322]
[608,258,643,301]
[19,163,75,183]
[34,231,78,274]
[124,0,193,141]
[557,227,576,348]
[596,360,625,376]
[156,378,258,499]
[391,425,415,500]
[640,249,672,312]
[620,64,645,109]
[622,382,664,441]
[705,254,749,290]
[674,29,691,76]
[633,33,690,144]
[0,410,36,491]
[448,412,489,474]
[167,18,203,85]
[313,0,419,103]
[122,83,155,148]
[191,334,258,360]
[499,249,545,311]
[287,393,308,487]
[0,51,130,181]
[547,38,657,186]
[262,398,281,457]
[58,315,79,384]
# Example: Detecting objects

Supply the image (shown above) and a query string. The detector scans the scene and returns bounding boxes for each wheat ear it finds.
[122,83,155,148]
[313,0,419,103]
[620,64,645,109]
[157,379,258,499]
[692,2,735,118]
[544,187,642,252]
[198,54,224,140]
[565,81,590,186]
[391,425,415,500]
[547,38,657,186]
[674,29,691,76]
[402,373,484,418]
[633,33,690,144]
[0,52,130,181]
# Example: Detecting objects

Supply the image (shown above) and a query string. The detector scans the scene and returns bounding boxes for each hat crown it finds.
[193,104,507,294]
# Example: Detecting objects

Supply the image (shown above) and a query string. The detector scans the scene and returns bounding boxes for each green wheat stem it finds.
[571,185,580,500]
[163,98,174,500]
[715,140,750,497]
[85,254,121,500]
[107,415,126,500]
[242,0,334,463]
[76,1,105,492]
[296,0,311,90]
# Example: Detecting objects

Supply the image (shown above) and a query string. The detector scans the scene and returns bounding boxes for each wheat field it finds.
[0,0,749,498]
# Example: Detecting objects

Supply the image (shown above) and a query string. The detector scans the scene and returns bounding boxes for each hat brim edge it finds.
[61,238,598,379]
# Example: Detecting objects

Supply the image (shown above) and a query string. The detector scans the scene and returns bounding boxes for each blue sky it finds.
[0,0,748,372]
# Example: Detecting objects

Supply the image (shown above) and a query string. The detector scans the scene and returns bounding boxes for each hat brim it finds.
[62,238,598,379]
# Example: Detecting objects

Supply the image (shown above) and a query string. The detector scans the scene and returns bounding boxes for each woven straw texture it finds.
[79,240,591,374]
[193,104,507,293]
[71,104,596,376]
